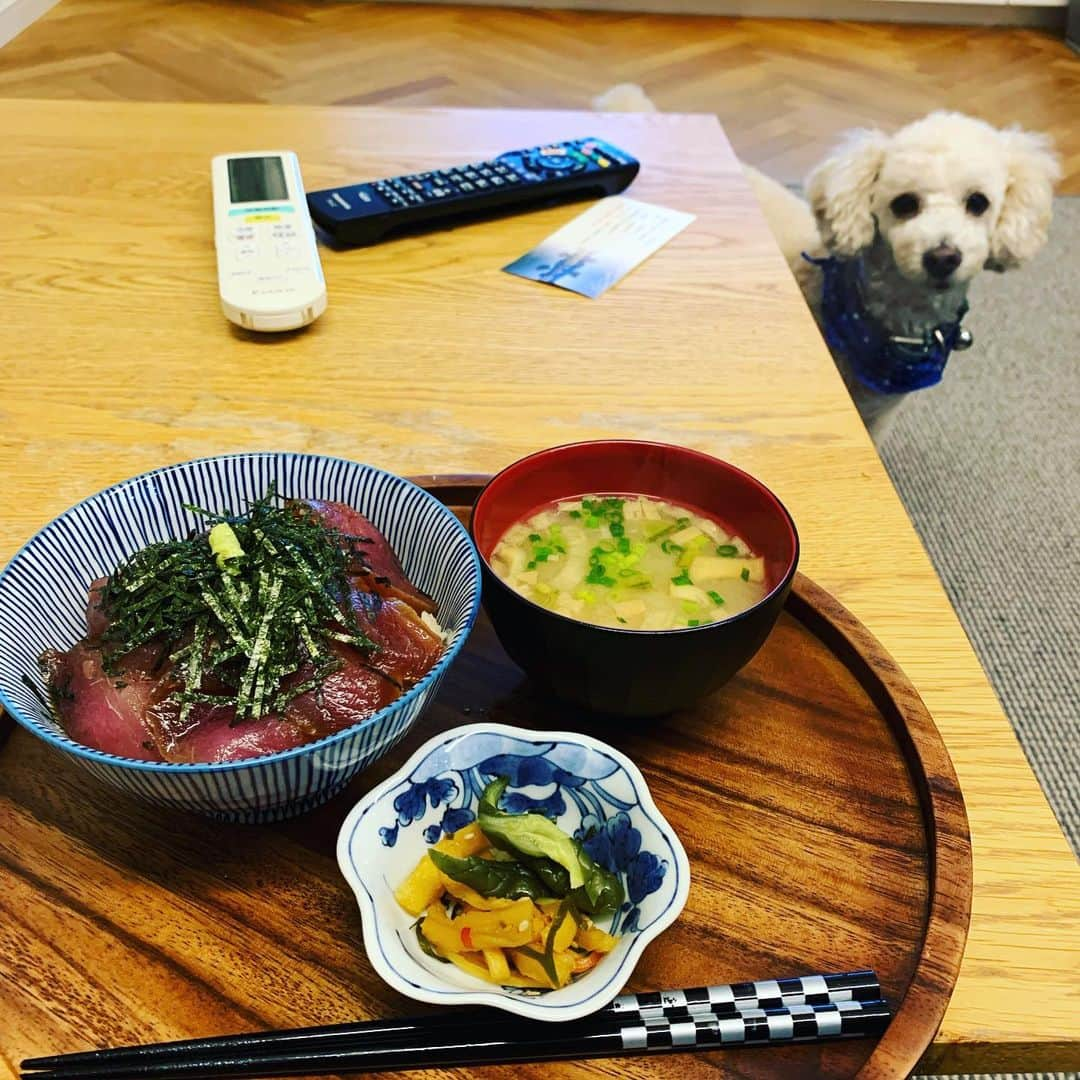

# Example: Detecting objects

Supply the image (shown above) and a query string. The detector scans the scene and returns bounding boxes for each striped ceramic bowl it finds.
[0,453,482,823]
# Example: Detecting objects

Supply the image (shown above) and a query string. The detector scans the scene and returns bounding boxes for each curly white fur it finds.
[594,87,1060,442]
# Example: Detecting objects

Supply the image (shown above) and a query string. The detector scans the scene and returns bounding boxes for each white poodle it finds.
[595,85,1059,441]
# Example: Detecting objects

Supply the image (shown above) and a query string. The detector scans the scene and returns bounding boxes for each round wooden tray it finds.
[409,476,973,1079]
[0,476,971,1080]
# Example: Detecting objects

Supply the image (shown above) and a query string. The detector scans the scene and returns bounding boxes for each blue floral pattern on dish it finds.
[338,723,690,1021]
[378,739,668,937]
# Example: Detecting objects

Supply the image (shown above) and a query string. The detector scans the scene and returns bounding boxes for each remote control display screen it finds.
[228,156,288,204]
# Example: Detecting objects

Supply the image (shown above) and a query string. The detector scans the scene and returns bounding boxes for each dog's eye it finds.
[966,191,990,216]
[889,193,920,219]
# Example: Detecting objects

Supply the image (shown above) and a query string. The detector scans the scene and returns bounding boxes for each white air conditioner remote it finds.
[211,151,327,332]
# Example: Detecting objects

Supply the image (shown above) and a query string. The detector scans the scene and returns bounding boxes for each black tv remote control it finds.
[306,137,640,247]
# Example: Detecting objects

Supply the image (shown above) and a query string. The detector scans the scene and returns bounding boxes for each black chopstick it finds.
[22,970,878,1073]
[22,1000,891,1079]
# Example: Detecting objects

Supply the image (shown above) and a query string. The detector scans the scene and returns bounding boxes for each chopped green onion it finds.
[568,509,581,519]
[716,544,738,557]
[586,565,616,587]
[741,567,751,581]
[528,533,541,542]
[708,590,725,606]
[671,569,692,586]
[687,619,700,627]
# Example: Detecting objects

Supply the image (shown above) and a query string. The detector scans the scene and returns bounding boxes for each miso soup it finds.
[490,495,767,631]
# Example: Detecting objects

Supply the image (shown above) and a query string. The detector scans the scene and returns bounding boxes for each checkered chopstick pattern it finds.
[607,969,880,1020]
[20,973,890,1078]
[616,999,892,1051]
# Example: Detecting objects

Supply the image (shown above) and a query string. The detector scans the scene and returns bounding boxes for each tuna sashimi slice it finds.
[297,499,438,615]
[40,642,164,761]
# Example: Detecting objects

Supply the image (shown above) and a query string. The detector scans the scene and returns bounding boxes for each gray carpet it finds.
[882,197,1079,1080]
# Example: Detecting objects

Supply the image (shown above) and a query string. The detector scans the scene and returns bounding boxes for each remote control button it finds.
[474,178,489,189]
[491,176,504,186]
[459,181,474,192]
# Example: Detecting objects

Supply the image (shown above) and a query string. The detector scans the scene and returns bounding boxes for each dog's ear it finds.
[805,128,889,256]
[987,129,1060,270]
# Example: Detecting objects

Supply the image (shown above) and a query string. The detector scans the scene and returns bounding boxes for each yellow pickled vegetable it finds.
[440,875,514,911]
[419,898,538,954]
[575,926,619,953]
[538,900,578,952]
[420,901,462,955]
[454,899,539,951]
[448,951,542,988]
[572,950,604,976]
[397,781,623,989]
[393,825,489,916]
[483,948,511,982]
[394,858,443,917]
[448,951,494,982]
[510,947,575,989]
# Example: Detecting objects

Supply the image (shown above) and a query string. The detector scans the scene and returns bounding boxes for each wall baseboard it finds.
[0,0,60,47]
[0,0,1066,49]
[371,0,1067,27]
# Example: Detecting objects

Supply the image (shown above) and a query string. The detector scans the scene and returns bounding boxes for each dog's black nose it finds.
[923,245,962,280]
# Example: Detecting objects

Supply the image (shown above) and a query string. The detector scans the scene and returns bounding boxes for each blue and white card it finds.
[503,197,695,298]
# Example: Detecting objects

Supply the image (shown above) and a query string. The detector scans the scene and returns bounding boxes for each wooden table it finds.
[0,99,1076,1077]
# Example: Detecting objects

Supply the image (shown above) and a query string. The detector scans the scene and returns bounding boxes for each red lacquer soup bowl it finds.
[470,440,800,717]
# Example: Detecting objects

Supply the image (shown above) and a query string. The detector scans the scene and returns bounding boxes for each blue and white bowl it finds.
[0,453,482,823]
[337,722,690,1021]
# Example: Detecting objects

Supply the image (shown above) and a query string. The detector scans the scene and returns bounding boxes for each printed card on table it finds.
[503,197,695,298]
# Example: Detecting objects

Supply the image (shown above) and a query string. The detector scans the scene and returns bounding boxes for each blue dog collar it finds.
[803,253,971,395]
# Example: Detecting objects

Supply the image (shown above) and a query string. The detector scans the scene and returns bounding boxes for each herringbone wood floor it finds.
[2,1,1078,189]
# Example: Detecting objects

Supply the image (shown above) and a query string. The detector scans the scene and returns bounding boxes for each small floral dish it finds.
[337,722,690,1022]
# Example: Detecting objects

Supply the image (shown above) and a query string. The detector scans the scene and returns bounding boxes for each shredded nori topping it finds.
[97,486,376,725]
